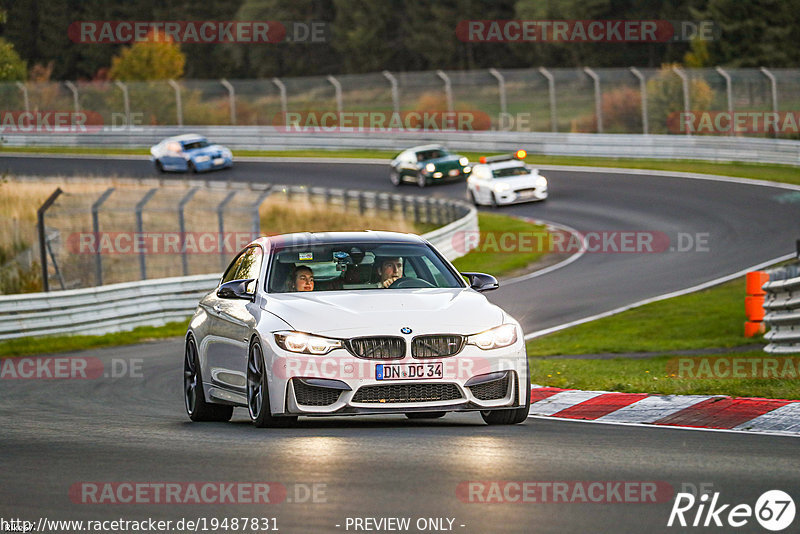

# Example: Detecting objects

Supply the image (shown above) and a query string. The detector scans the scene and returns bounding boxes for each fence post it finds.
[760,67,779,138]
[64,81,80,114]
[220,79,236,125]
[168,79,183,126]
[538,67,558,132]
[436,70,453,113]
[382,70,400,114]
[273,78,288,118]
[16,82,29,113]
[488,68,507,125]
[37,188,62,292]
[715,66,733,136]
[250,187,272,238]
[327,75,343,115]
[629,67,648,135]
[672,65,691,136]
[583,67,603,133]
[114,81,130,127]
[178,187,199,277]
[217,191,237,270]
[92,188,115,286]
[135,188,158,280]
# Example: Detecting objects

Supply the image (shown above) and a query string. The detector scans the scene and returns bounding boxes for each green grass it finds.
[530,352,799,400]
[524,276,800,399]
[0,320,189,358]
[526,278,753,357]
[452,213,547,276]
[3,146,799,186]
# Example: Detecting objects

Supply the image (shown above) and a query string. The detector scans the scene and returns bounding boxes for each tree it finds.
[0,37,25,80]
[109,32,186,81]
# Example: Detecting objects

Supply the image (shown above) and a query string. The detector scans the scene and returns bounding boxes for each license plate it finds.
[517,190,536,198]
[448,169,460,177]
[376,363,443,380]
[213,157,224,165]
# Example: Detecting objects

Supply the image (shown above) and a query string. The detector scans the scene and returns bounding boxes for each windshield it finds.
[416,148,449,161]
[493,165,531,178]
[268,242,464,293]
[181,140,210,150]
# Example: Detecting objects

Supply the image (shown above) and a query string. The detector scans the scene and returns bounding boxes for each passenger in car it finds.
[376,257,403,288]
[288,265,314,292]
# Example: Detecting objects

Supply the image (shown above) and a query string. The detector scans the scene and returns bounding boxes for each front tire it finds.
[417,173,427,188]
[247,339,297,428]
[480,372,530,425]
[184,335,234,422]
[390,169,401,186]
[490,192,500,209]
[468,189,478,206]
[154,159,165,173]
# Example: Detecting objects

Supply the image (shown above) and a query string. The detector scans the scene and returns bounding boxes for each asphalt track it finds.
[1,154,800,533]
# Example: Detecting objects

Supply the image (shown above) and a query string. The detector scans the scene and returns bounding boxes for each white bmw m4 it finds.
[184,231,530,427]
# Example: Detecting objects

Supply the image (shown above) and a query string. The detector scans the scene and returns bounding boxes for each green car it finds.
[389,144,472,187]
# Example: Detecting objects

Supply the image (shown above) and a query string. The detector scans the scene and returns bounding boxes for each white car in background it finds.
[466,151,549,207]
[183,231,530,428]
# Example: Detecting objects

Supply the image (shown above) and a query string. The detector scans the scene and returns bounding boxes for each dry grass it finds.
[0,177,420,292]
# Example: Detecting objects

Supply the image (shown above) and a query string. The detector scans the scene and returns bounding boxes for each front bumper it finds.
[192,156,233,172]
[269,343,528,416]
[495,186,548,205]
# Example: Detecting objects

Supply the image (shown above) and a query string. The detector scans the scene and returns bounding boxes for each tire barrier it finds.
[763,262,800,353]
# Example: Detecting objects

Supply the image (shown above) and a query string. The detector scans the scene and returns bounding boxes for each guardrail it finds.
[5,127,800,166]
[0,192,477,340]
[763,262,800,353]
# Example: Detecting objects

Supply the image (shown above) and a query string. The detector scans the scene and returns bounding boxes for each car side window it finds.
[221,253,246,285]
[234,246,263,293]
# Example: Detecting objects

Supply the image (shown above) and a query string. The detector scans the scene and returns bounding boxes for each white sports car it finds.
[184,231,530,427]
[466,151,549,207]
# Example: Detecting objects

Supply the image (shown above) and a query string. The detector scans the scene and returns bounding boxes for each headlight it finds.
[494,182,511,192]
[194,155,210,163]
[535,175,548,188]
[274,332,342,355]
[425,163,436,173]
[463,166,472,173]
[459,157,469,166]
[468,324,518,350]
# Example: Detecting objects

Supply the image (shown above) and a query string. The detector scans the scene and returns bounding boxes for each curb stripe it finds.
[652,397,792,429]
[551,393,649,420]
[529,387,566,403]
[529,390,603,416]
[733,402,800,433]
[594,394,716,424]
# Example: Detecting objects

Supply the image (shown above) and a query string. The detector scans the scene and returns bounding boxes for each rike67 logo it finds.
[668,490,795,531]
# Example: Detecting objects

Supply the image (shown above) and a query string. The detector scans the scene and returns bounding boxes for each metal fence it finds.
[2,67,800,137]
[0,193,477,340]
[763,261,800,354]
[29,178,474,292]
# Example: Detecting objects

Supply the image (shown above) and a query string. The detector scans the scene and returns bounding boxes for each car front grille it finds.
[346,337,405,360]
[292,379,342,406]
[411,335,465,358]
[352,383,462,404]
[514,188,538,194]
[469,374,510,401]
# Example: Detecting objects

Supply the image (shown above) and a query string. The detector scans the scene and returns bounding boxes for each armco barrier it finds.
[0,199,477,341]
[763,262,800,353]
[4,127,800,167]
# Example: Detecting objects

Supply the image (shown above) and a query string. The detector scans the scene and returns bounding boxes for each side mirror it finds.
[461,272,499,292]
[217,278,256,301]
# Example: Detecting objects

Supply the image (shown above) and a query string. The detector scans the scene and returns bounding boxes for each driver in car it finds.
[376,257,403,288]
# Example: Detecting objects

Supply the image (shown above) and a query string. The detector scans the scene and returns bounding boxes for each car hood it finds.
[424,155,463,169]
[494,171,542,189]
[264,288,505,337]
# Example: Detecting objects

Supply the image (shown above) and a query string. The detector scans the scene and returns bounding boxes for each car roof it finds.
[408,144,447,153]
[251,231,426,251]
[479,159,529,171]
[163,134,208,143]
